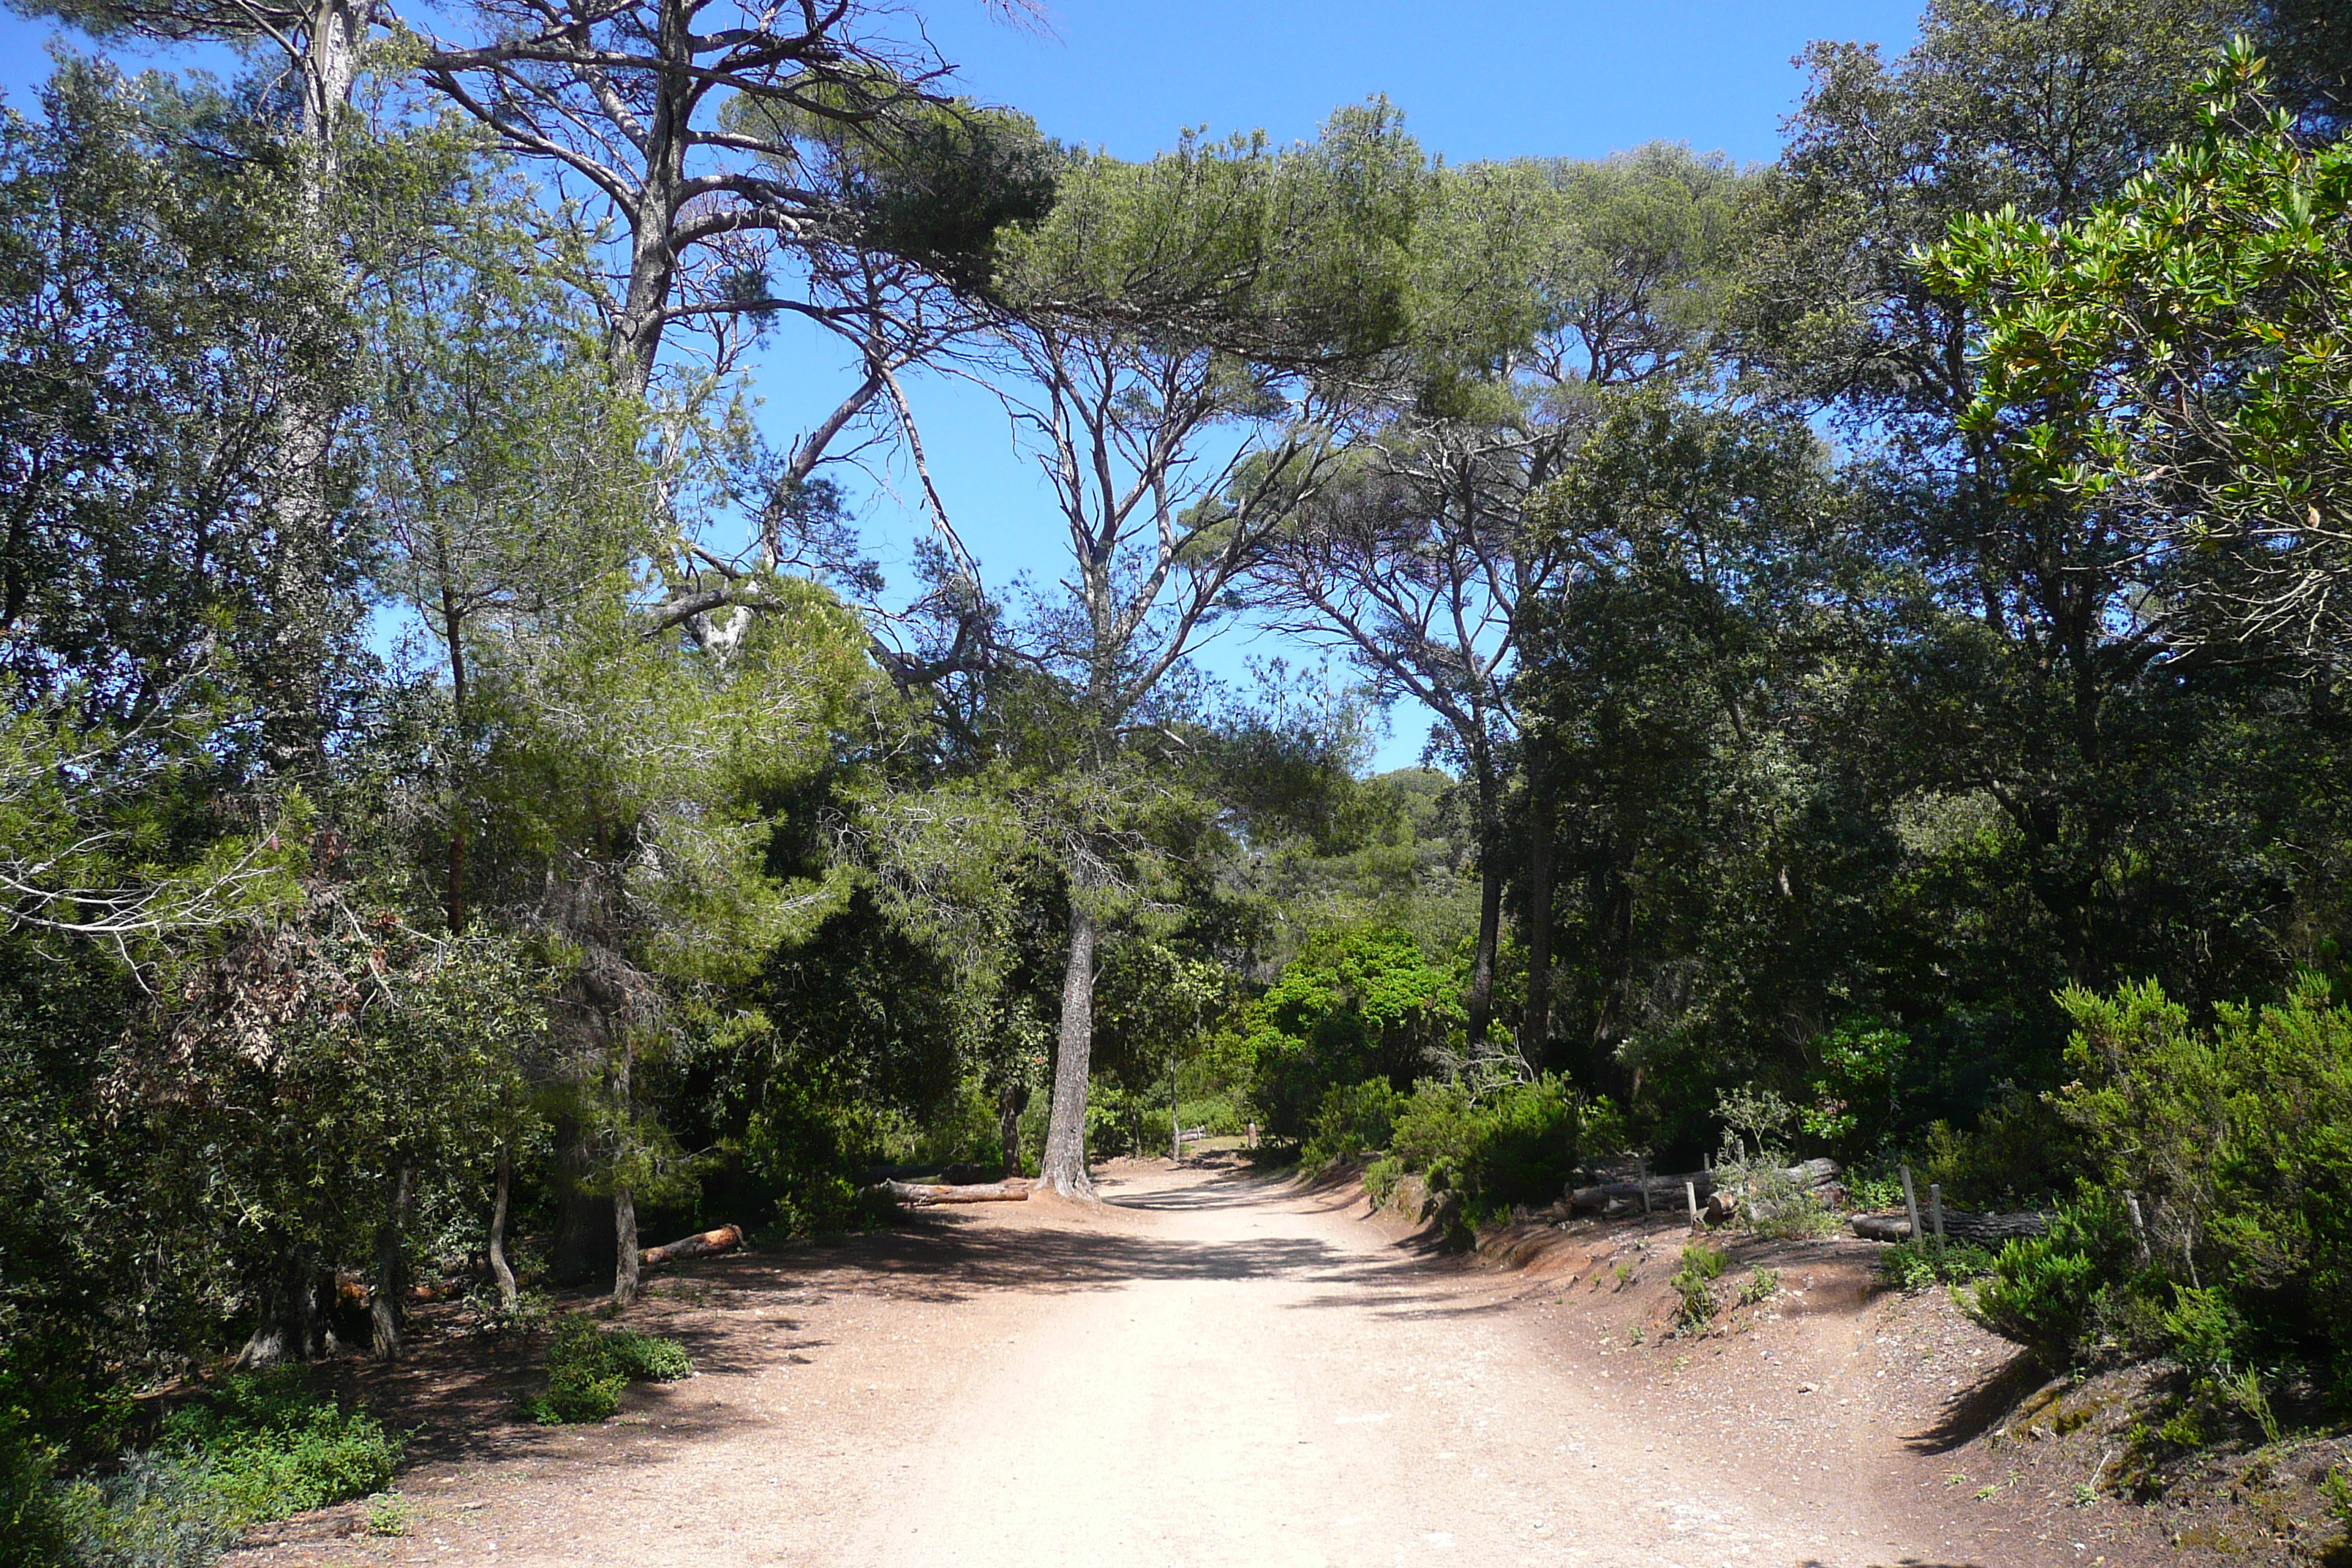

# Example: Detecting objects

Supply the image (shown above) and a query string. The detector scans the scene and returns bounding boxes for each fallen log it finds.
[871,1177,1033,1206]
[1572,1158,1842,1217]
[1850,1210,2049,1246]
[1571,1172,1716,1214]
[639,1224,743,1268]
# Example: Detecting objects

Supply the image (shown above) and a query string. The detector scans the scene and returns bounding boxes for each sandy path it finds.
[245,1162,2039,1568]
[820,1166,1976,1568]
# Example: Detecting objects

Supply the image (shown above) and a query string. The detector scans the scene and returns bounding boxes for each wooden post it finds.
[1929,1183,1946,1252]
[1685,1180,1700,1226]
[1900,1165,1923,1244]
[1637,1155,1651,1215]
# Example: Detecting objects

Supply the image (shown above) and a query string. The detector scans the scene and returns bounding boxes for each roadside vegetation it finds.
[4,0,2352,1561]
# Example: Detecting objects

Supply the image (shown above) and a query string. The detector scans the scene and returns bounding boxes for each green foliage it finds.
[1671,1243,1727,1331]
[365,1492,408,1538]
[0,1387,66,1568]
[1300,1079,1404,1167]
[1737,1267,1782,1307]
[1242,925,1463,1142]
[523,1319,693,1425]
[1877,1240,1997,1293]
[1801,1020,1909,1154]
[2042,977,2352,1381]
[55,1451,235,1568]
[1384,1076,1622,1217]
[1965,1199,2134,1365]
[156,1371,402,1525]
[1924,40,2352,657]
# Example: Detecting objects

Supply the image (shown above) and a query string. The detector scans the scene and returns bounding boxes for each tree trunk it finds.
[1465,810,1505,1055]
[1521,747,1556,1068]
[613,1186,640,1307]
[370,1164,415,1360]
[612,1044,639,1307]
[1036,896,1100,1198]
[487,1141,518,1311]
[237,1249,331,1368]
[996,1082,1025,1178]
[440,582,470,935]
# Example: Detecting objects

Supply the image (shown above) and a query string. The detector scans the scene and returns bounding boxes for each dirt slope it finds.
[228,1161,2176,1568]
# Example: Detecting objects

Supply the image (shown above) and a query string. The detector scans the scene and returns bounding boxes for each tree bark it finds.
[871,1178,1033,1205]
[613,1186,640,1307]
[369,1164,415,1360]
[1464,805,1505,1055]
[1521,747,1556,1067]
[1036,895,1100,1198]
[236,1249,332,1368]
[639,1224,744,1264]
[487,1141,518,1311]
[996,1082,1026,1178]
[612,1043,639,1307]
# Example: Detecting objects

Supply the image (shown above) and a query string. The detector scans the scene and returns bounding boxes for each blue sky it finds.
[0,0,1923,769]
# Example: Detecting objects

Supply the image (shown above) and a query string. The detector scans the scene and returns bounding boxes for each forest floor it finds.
[225,1157,2345,1568]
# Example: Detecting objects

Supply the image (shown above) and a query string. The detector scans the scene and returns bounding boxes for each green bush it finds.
[56,1452,237,1568]
[1961,978,2352,1391]
[1964,1198,2133,1365]
[523,1318,693,1425]
[1875,1239,1996,1293]
[1671,1243,1727,1331]
[1240,927,1463,1142]
[0,1391,67,1568]
[1383,1076,1622,1217]
[1300,1079,1403,1167]
[156,1371,402,1525]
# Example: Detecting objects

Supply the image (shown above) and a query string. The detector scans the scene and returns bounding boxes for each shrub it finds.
[1671,1243,1727,1331]
[522,1318,693,1425]
[1737,1267,1781,1307]
[56,1451,237,1568]
[157,1371,402,1525]
[0,1395,67,1568]
[1385,1076,1622,1217]
[1964,1199,2132,1365]
[1301,1079,1403,1167]
[1962,978,2352,1388]
[1875,1240,1995,1293]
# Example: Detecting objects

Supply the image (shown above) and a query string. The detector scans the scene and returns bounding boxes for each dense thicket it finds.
[8,0,2352,1553]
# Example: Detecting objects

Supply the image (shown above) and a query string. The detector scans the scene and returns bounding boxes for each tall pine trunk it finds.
[1036,895,1099,1197]
[1521,747,1556,1067]
[1463,775,1505,1055]
[611,1041,639,1306]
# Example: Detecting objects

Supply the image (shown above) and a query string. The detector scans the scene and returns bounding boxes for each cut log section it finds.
[870,1177,1034,1205]
[638,1224,743,1268]
[1850,1210,2049,1245]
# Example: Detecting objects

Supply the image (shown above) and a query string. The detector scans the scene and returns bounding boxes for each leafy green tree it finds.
[1256,144,1747,1063]
[1924,41,2352,661]
[1239,924,1462,1142]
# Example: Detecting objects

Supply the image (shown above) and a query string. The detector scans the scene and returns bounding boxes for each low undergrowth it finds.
[31,1369,404,1568]
[520,1317,693,1425]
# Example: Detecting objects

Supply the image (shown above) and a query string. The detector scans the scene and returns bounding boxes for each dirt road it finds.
[245,1162,2057,1568]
